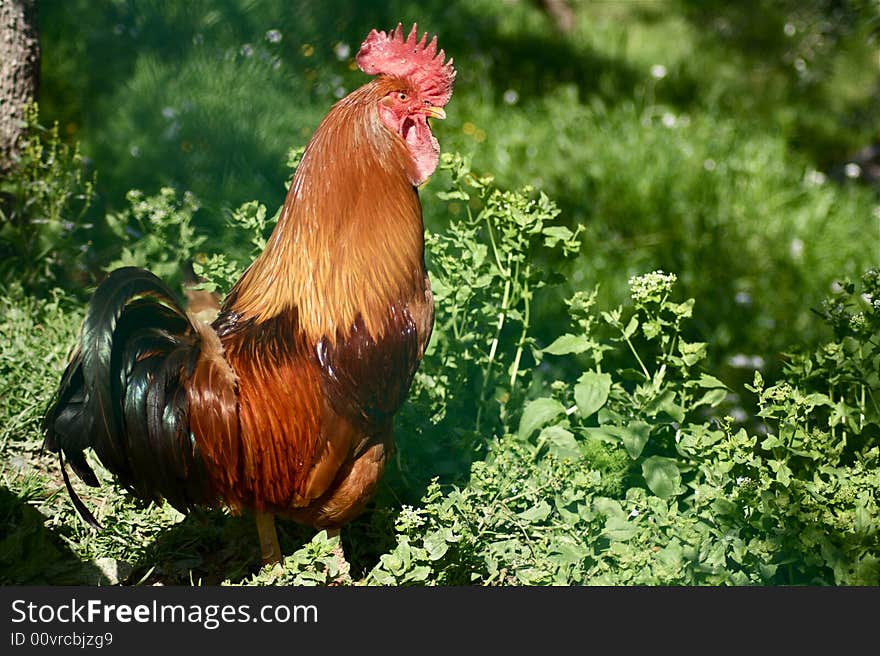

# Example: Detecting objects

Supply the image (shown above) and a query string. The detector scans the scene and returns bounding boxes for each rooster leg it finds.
[255,511,282,567]
[325,528,351,583]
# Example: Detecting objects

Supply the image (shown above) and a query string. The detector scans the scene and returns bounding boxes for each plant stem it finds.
[510,267,531,388]
[477,252,513,431]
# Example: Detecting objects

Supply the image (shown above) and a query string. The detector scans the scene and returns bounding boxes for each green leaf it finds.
[768,459,792,486]
[602,516,639,541]
[697,388,728,408]
[623,315,639,338]
[618,421,652,459]
[542,225,573,240]
[697,373,729,389]
[642,456,681,498]
[644,390,685,422]
[582,426,622,444]
[517,398,565,439]
[423,531,449,561]
[574,371,612,418]
[518,500,552,522]
[542,225,574,247]
[542,333,592,356]
[538,425,580,459]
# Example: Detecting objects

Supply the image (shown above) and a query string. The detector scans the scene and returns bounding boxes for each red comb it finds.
[356,23,456,106]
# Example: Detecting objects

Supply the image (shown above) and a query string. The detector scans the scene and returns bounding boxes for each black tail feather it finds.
[59,449,102,530]
[43,266,216,522]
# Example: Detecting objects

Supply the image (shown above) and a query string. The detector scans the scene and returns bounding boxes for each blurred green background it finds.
[36,0,880,379]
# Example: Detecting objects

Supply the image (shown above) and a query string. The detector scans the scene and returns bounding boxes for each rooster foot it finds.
[255,511,283,568]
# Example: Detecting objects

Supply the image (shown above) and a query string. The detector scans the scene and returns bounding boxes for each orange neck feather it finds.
[230,79,426,342]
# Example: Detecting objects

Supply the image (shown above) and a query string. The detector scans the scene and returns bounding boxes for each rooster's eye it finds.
[397,92,408,101]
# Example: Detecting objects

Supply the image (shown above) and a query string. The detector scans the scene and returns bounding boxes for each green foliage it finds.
[767,269,880,451]
[193,198,278,295]
[392,152,582,488]
[371,267,879,585]
[233,531,349,587]
[0,104,95,293]
[105,187,204,291]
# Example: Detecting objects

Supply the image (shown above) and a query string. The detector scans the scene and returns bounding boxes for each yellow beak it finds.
[423,106,447,120]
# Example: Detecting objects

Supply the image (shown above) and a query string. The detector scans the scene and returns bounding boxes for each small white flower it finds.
[784,22,796,37]
[729,354,749,368]
[703,158,716,171]
[790,237,804,259]
[794,57,807,73]
[334,42,351,60]
[503,89,519,105]
[735,291,752,305]
[750,355,765,369]
[650,64,667,80]
[628,508,640,519]
[265,29,282,43]
[130,145,141,158]
[241,44,254,57]
[844,162,862,179]
[661,112,676,128]
[729,408,748,423]
[161,106,176,119]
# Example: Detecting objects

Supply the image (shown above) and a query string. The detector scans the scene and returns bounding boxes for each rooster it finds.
[42,23,455,567]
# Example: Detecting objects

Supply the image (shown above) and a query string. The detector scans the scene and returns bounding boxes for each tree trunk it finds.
[0,0,39,174]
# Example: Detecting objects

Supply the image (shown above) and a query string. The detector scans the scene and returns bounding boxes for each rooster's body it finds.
[43,24,455,564]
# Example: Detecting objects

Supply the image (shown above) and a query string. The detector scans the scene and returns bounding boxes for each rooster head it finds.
[357,23,456,184]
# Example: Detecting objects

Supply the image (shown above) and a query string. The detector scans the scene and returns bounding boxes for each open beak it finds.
[422,106,447,120]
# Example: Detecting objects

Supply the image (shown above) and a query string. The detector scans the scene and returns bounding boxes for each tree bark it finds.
[0,0,39,173]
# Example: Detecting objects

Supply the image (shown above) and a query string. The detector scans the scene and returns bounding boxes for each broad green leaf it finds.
[642,319,662,340]
[768,459,792,486]
[517,398,565,439]
[697,388,728,408]
[518,500,552,522]
[644,390,685,422]
[538,425,580,459]
[697,373,729,389]
[543,225,574,247]
[423,531,450,561]
[542,225,573,240]
[542,333,592,356]
[583,426,621,444]
[656,539,684,568]
[618,421,652,459]
[642,456,681,498]
[574,371,612,418]
[602,515,639,541]
[549,542,590,567]
[761,435,783,449]
[854,494,873,537]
